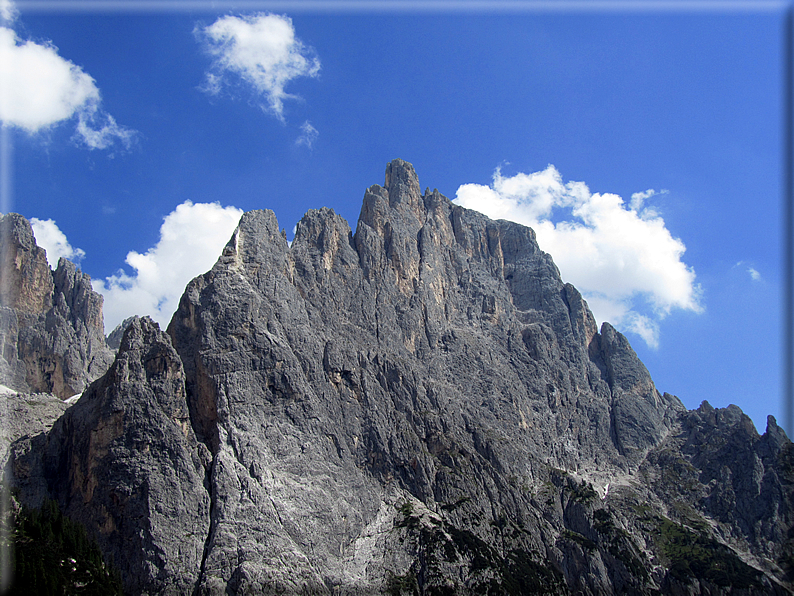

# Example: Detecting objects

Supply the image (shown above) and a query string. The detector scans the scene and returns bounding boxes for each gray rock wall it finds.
[159,159,747,594]
[0,214,113,397]
[4,161,792,595]
[10,317,210,595]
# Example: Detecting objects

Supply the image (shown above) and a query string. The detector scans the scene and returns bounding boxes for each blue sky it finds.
[0,0,788,434]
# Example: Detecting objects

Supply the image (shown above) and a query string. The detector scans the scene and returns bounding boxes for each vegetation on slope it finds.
[5,499,123,595]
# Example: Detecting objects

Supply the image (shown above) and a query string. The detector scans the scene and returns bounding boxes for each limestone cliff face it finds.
[11,317,210,595]
[5,161,793,595]
[0,213,113,397]
[161,159,789,594]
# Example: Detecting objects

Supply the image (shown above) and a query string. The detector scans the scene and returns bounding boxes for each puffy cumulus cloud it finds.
[30,218,85,268]
[198,13,320,121]
[455,165,702,348]
[0,26,134,149]
[0,28,96,131]
[93,201,244,333]
[295,120,318,148]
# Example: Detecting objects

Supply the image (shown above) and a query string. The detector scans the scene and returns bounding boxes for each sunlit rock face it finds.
[0,213,113,398]
[5,161,793,595]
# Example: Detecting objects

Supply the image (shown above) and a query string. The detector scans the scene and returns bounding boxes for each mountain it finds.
[0,213,115,476]
[0,213,113,398]
[3,159,793,595]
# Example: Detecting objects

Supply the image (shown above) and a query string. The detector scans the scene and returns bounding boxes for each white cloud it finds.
[629,188,667,212]
[75,105,135,150]
[735,261,762,282]
[1,0,18,23]
[0,27,97,131]
[295,120,318,148]
[455,165,702,348]
[623,312,661,350]
[198,13,320,122]
[93,201,244,333]
[30,218,85,268]
[0,26,133,149]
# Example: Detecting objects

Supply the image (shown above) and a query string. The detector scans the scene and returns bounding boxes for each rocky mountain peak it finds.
[384,158,424,214]
[3,161,792,595]
[0,213,113,397]
[52,257,106,336]
[224,208,288,272]
[0,213,54,315]
[10,316,210,594]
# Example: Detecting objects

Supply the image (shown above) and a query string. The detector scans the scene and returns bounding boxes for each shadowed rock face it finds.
[5,161,793,595]
[10,316,210,595]
[0,213,113,397]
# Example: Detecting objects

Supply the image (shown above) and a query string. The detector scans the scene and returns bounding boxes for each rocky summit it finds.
[0,213,113,399]
[3,159,793,595]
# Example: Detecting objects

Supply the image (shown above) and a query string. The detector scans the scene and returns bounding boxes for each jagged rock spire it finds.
[5,163,792,595]
[0,213,113,397]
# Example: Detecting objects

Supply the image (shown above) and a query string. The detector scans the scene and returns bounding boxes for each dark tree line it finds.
[3,499,122,595]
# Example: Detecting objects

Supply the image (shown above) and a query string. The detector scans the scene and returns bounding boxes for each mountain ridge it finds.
[2,159,792,595]
[0,212,113,398]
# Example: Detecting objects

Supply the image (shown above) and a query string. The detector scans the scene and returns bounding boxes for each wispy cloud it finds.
[74,105,136,150]
[629,187,668,212]
[455,165,702,348]
[197,13,320,122]
[0,19,134,149]
[295,120,318,148]
[93,201,244,332]
[30,218,85,268]
[735,261,762,282]
[0,0,18,23]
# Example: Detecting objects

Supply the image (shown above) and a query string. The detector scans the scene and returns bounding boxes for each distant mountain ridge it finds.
[2,159,792,595]
[0,212,113,398]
